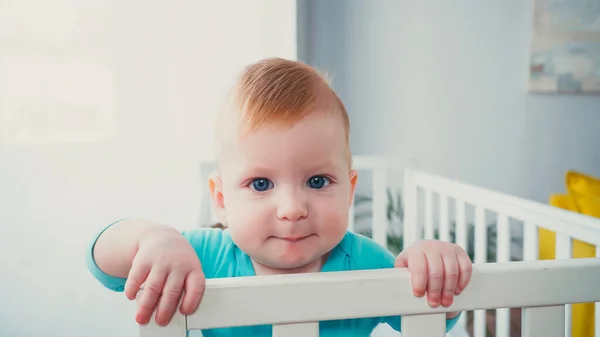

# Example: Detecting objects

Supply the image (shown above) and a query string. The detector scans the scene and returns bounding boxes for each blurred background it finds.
[1,1,599,336]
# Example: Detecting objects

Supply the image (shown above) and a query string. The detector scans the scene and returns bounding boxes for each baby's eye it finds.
[250,178,273,192]
[307,175,330,189]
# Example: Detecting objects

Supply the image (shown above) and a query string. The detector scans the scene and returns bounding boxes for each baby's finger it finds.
[154,272,185,326]
[407,252,428,298]
[425,253,444,308]
[456,251,473,295]
[394,253,409,269]
[180,269,206,315]
[125,258,151,301]
[441,254,459,307]
[135,268,167,325]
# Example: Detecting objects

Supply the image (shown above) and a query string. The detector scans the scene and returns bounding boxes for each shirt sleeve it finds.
[348,233,463,333]
[85,220,128,292]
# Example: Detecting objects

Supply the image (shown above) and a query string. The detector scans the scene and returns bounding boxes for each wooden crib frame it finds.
[139,257,600,337]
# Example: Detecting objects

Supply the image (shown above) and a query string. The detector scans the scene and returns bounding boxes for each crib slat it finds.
[496,214,510,337]
[348,200,355,232]
[497,213,511,263]
[597,303,600,337]
[596,245,600,337]
[424,189,433,239]
[439,194,449,241]
[455,199,467,247]
[556,233,573,337]
[523,221,538,261]
[474,206,487,337]
[273,322,319,337]
[474,309,486,337]
[372,169,387,248]
[556,233,572,260]
[522,305,565,337]
[454,199,468,330]
[401,313,446,337]
[474,206,487,263]
[402,169,419,246]
[139,312,186,337]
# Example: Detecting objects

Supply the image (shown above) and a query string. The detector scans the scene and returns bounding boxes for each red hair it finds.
[235,58,349,137]
[215,58,352,164]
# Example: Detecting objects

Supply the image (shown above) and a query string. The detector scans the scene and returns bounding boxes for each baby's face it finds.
[211,111,357,273]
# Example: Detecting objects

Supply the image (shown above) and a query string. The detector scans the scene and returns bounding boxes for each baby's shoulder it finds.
[181,227,231,250]
[180,227,237,277]
[343,231,396,270]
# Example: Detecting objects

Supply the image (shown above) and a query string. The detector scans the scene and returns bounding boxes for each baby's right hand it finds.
[124,228,205,326]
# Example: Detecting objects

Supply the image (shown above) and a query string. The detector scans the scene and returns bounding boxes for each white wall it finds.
[0,1,295,336]
[298,0,600,204]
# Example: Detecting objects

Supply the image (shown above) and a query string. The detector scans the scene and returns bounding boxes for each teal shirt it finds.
[87,225,460,336]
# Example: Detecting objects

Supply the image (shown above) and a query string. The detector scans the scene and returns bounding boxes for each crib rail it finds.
[403,168,600,337]
[139,257,600,337]
[402,168,600,247]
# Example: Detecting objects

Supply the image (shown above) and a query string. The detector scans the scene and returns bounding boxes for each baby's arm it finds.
[88,218,206,326]
[92,218,174,278]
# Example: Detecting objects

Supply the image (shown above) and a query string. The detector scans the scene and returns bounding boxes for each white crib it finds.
[139,156,600,337]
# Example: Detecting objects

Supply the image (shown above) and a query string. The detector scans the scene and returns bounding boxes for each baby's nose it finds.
[276,194,308,221]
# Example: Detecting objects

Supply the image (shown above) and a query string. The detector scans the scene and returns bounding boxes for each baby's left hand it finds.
[395,240,472,308]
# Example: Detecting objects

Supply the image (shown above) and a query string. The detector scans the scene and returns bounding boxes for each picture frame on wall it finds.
[529,0,600,94]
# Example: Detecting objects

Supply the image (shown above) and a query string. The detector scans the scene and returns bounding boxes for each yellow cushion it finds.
[567,170,600,218]
[566,170,600,198]
[539,170,600,337]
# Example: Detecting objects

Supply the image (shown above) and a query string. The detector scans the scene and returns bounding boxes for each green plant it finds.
[353,188,403,224]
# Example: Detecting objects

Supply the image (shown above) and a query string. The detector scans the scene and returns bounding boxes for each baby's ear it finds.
[208,173,226,222]
[348,169,358,206]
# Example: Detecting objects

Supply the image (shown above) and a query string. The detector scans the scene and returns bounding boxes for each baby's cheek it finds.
[318,203,348,230]
[228,210,265,244]
[229,227,255,252]
[231,197,269,226]
[226,192,256,215]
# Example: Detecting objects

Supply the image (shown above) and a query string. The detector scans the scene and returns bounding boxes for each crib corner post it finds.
[403,168,419,248]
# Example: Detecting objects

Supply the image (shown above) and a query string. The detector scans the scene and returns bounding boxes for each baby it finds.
[87,58,472,336]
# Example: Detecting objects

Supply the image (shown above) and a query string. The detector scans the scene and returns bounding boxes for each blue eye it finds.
[307,176,330,189]
[251,178,273,192]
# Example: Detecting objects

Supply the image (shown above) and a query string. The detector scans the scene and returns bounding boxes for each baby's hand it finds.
[124,228,205,326]
[394,240,472,308]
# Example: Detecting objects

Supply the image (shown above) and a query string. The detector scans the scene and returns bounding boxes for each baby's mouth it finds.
[276,234,313,242]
